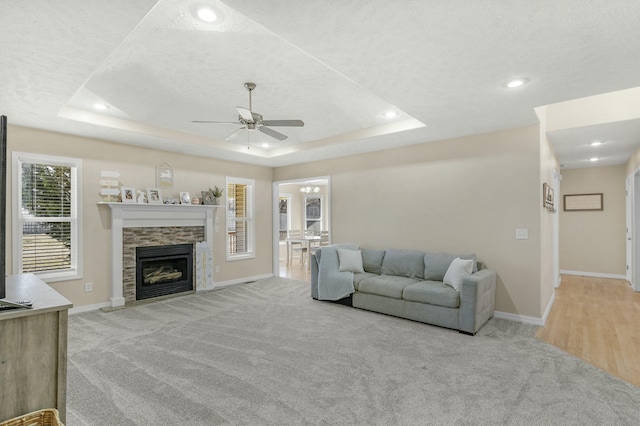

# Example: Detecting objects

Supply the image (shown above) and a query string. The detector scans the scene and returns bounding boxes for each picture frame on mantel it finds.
[147,187,163,204]
[180,191,191,205]
[201,190,215,205]
[156,162,174,189]
[121,186,136,203]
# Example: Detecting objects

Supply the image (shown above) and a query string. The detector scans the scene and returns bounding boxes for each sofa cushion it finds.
[424,252,477,281]
[443,257,474,291]
[402,281,460,308]
[358,275,420,299]
[337,248,364,273]
[353,272,378,291]
[381,249,426,279]
[361,249,386,274]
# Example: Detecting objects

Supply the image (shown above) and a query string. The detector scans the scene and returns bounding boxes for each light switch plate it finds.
[515,229,529,240]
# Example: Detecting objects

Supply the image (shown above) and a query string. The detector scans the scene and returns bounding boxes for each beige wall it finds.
[275,126,545,317]
[559,165,626,275]
[6,125,274,308]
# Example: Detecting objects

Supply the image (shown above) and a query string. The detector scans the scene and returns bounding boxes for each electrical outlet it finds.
[515,229,529,240]
[215,266,220,273]
[84,282,93,292]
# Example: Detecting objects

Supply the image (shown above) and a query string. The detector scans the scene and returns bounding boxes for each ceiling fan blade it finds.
[262,119,304,127]
[236,107,254,123]
[192,120,240,124]
[225,127,246,140]
[259,126,288,141]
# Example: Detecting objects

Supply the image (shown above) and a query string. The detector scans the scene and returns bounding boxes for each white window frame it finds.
[304,195,323,233]
[12,152,83,282]
[279,193,292,238]
[226,176,255,261]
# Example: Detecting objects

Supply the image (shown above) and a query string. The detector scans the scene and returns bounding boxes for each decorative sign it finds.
[156,163,174,189]
[99,179,119,187]
[564,193,603,211]
[100,171,120,202]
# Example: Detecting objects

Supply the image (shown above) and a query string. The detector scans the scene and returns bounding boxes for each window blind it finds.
[20,163,73,273]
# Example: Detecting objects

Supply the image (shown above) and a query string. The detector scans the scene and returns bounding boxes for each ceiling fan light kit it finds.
[193,82,304,146]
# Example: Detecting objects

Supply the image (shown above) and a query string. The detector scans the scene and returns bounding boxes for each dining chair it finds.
[288,230,306,265]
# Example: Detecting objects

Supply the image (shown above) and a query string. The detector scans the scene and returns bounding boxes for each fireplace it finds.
[136,243,193,300]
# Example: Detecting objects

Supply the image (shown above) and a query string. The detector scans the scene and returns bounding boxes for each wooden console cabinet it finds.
[0,274,72,423]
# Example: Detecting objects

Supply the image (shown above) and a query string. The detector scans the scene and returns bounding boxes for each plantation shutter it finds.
[20,162,73,273]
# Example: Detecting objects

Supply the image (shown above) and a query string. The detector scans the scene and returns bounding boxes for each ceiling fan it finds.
[192,82,304,142]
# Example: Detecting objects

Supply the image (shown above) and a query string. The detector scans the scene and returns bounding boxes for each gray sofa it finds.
[311,246,496,335]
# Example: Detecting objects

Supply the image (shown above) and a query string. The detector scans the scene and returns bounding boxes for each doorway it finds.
[272,176,331,280]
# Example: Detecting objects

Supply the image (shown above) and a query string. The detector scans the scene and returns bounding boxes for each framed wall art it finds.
[542,182,555,211]
[564,193,603,211]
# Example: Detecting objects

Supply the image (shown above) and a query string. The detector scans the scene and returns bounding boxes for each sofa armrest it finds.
[458,268,496,334]
[311,252,320,299]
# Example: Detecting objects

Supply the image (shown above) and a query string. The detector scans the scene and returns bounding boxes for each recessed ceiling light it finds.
[590,157,599,162]
[383,110,398,119]
[92,103,108,111]
[505,78,528,88]
[196,7,217,22]
[261,142,270,148]
[590,141,603,146]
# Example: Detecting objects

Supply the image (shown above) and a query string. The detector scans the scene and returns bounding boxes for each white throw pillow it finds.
[337,249,364,273]
[443,257,474,291]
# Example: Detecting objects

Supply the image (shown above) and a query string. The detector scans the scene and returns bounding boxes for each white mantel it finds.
[103,203,222,307]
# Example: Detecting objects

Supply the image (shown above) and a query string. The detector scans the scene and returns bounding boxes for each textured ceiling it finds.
[2,0,640,167]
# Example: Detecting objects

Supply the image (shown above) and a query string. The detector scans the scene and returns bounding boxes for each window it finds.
[226,177,254,260]
[304,195,323,234]
[13,152,82,282]
[278,193,292,241]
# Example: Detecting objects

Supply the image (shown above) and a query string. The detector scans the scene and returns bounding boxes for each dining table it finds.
[286,235,321,271]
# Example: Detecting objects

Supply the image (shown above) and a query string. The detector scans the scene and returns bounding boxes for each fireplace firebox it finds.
[136,243,193,300]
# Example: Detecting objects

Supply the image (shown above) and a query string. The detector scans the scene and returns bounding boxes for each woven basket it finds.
[0,409,63,426]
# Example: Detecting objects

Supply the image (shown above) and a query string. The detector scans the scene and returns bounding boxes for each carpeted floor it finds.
[67,277,640,425]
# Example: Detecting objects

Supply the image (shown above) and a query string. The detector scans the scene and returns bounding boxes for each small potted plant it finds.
[210,185,224,205]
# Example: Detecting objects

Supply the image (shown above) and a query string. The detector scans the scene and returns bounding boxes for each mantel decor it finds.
[564,193,603,211]
[156,162,174,189]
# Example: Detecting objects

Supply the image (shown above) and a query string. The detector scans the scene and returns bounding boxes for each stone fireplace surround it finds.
[106,203,219,307]
[123,227,202,303]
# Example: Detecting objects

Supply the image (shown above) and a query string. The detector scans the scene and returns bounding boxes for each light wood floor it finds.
[536,274,640,387]
[279,254,311,282]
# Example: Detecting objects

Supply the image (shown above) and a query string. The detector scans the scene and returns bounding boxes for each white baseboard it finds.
[494,289,556,327]
[69,302,110,315]
[493,311,545,326]
[70,274,274,313]
[560,270,626,280]
[541,291,555,324]
[202,273,274,291]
